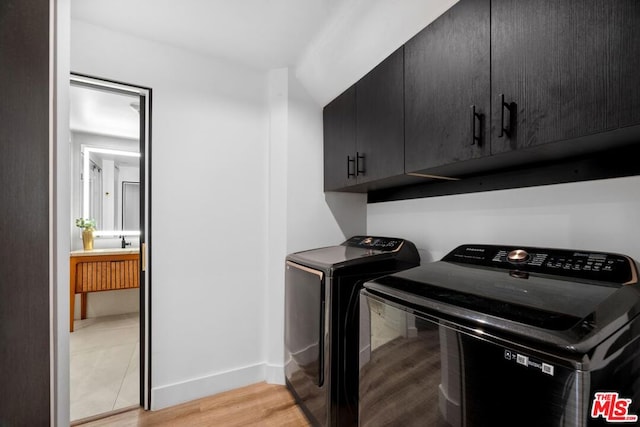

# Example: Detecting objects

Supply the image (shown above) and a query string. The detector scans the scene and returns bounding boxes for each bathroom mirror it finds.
[82,146,140,237]
[70,79,142,241]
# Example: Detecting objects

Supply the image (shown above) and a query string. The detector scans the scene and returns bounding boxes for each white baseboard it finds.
[265,363,285,385]
[151,363,266,410]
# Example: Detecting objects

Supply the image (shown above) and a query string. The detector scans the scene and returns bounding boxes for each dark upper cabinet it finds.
[405,0,490,175]
[323,85,356,191]
[324,48,405,191]
[324,0,640,195]
[355,47,405,185]
[491,0,621,154]
[620,0,640,128]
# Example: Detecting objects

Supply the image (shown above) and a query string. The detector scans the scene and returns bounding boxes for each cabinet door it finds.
[405,0,490,174]
[491,0,620,154]
[356,47,404,185]
[620,0,640,128]
[323,85,356,191]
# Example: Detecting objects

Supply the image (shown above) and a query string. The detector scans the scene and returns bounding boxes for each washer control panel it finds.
[343,236,403,252]
[443,244,637,285]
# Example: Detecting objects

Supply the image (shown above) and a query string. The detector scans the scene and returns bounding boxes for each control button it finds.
[604,266,613,271]
[508,249,529,262]
[584,265,592,271]
[493,251,508,262]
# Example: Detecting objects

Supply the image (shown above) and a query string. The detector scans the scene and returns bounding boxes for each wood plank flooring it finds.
[77,382,310,427]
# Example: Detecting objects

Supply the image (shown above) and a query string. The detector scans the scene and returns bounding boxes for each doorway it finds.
[68,74,151,421]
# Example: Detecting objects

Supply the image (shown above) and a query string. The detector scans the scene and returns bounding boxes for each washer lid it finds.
[364,244,640,354]
[286,236,415,272]
[290,245,383,267]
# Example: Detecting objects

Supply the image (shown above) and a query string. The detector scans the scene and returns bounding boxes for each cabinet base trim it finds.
[406,172,460,181]
[370,145,640,203]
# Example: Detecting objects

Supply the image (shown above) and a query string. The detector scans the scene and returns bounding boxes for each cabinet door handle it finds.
[499,94,513,138]
[347,156,356,178]
[471,105,482,146]
[356,152,365,176]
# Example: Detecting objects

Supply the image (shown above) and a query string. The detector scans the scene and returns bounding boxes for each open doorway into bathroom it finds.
[69,74,151,422]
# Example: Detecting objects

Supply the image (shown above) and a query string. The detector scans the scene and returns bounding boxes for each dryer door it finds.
[285,261,325,387]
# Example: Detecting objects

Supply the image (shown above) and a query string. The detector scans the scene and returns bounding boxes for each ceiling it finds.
[71,0,346,71]
[70,84,141,139]
[68,1,454,136]
[70,0,351,138]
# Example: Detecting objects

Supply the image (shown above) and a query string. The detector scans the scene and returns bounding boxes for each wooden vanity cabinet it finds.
[69,252,139,332]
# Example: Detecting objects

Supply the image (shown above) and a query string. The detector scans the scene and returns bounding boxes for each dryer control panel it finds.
[443,244,638,285]
[343,236,403,252]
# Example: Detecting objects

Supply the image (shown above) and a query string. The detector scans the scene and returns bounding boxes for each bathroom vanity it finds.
[69,248,140,332]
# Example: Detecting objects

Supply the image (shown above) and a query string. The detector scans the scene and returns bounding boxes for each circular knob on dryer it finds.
[507,249,529,262]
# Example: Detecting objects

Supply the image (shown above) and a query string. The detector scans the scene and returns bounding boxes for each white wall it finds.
[296,0,458,105]
[265,69,289,383]
[262,69,367,383]
[72,20,270,409]
[286,73,366,254]
[368,176,640,263]
[264,68,366,383]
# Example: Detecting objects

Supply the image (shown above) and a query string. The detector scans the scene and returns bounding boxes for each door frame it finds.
[69,73,153,410]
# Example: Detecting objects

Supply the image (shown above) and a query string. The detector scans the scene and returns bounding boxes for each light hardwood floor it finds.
[77,382,310,427]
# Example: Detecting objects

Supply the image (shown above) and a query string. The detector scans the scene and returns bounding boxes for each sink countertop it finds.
[70,248,140,257]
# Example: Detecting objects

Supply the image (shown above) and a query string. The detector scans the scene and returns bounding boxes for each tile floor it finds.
[70,313,140,422]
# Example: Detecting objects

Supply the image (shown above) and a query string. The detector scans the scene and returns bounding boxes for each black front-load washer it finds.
[285,236,420,427]
[359,244,640,426]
